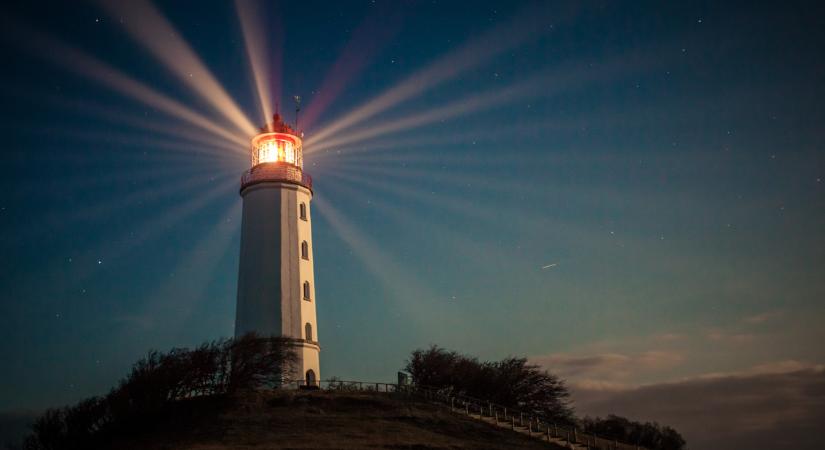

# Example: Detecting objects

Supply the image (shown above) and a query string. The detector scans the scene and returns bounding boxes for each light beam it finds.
[98,0,258,137]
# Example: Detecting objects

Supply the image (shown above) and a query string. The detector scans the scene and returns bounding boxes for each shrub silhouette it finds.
[22,333,297,450]
[582,415,686,450]
[405,345,576,424]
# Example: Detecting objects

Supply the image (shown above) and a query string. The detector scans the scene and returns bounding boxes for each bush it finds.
[582,415,686,450]
[405,345,575,424]
[22,333,297,450]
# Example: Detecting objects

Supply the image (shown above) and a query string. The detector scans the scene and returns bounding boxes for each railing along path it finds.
[286,379,646,450]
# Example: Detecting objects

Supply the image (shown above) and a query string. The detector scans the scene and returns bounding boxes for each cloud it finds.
[653,333,685,342]
[532,350,684,384]
[572,362,825,450]
[743,311,781,325]
[704,329,756,344]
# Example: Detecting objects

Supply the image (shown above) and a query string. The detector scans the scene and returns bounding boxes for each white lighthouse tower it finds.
[235,113,320,386]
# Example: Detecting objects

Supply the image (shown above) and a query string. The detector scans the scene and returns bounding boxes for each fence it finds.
[285,379,646,450]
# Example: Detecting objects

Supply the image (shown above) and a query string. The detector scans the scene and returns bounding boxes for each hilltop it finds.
[102,389,563,450]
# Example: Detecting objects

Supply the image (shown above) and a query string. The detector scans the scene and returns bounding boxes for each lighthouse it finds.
[235,113,320,387]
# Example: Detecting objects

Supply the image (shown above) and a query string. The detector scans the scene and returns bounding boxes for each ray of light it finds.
[309,117,586,164]
[60,176,239,285]
[323,170,629,279]
[325,163,536,226]
[0,85,247,156]
[44,160,224,197]
[20,169,235,242]
[48,96,248,156]
[314,148,512,169]
[126,200,242,338]
[300,3,403,130]
[307,79,544,154]
[235,0,277,126]
[55,128,244,163]
[305,2,559,146]
[63,170,234,226]
[328,161,677,248]
[329,160,531,196]
[330,177,523,277]
[314,186,485,337]
[310,133,497,164]
[98,0,258,137]
[313,194,437,305]
[308,50,651,154]
[6,154,227,212]
[324,169,515,234]
[4,20,249,148]
[325,166,578,239]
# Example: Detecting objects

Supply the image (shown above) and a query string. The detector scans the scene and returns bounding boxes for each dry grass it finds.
[109,389,564,449]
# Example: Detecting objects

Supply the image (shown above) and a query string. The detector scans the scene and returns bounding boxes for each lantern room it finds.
[241,113,311,192]
[251,132,303,168]
[250,113,303,169]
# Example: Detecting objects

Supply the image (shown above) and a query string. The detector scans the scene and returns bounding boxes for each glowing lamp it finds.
[251,132,303,168]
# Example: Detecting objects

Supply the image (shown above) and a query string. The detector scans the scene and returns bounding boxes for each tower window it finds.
[305,322,313,341]
[301,241,309,260]
[303,281,311,300]
[299,203,307,220]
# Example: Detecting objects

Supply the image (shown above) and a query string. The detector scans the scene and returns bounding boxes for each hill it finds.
[102,389,564,449]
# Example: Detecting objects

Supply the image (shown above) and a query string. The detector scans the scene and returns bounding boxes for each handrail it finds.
[285,379,646,450]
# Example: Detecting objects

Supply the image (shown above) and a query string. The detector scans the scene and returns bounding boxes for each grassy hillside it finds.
[105,389,563,449]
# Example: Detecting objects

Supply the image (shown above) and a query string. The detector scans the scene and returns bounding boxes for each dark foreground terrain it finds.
[107,389,561,449]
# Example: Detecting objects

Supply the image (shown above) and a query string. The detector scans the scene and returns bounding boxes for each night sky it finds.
[1,1,824,449]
